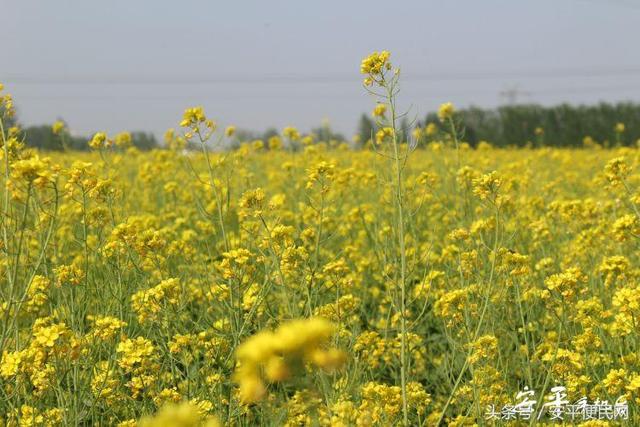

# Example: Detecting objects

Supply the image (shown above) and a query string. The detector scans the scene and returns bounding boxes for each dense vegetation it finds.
[362,102,640,148]
[2,52,640,426]
[12,101,640,152]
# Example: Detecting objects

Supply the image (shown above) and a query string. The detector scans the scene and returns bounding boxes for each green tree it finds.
[357,113,375,148]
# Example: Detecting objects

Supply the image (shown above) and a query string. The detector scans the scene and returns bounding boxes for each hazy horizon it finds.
[4,0,640,139]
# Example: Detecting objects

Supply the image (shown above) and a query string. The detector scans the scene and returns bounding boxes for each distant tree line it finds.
[18,124,158,151]
[2,110,158,151]
[10,101,640,151]
[230,122,346,150]
[358,102,640,148]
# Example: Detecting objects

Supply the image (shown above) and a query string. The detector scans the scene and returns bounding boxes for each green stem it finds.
[387,80,410,427]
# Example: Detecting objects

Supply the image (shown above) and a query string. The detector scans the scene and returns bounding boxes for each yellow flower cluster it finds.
[604,156,631,186]
[360,50,391,86]
[437,102,455,122]
[52,120,66,135]
[137,401,220,427]
[180,106,207,128]
[0,82,14,117]
[131,278,182,323]
[282,126,300,141]
[89,131,109,149]
[10,155,56,187]
[234,318,345,403]
[372,103,386,117]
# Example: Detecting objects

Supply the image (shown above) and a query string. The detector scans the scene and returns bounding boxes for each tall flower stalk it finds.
[361,50,412,426]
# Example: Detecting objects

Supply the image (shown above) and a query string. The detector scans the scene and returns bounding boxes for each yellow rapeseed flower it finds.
[437,102,455,122]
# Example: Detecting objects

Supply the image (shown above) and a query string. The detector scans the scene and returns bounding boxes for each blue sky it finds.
[3,0,640,138]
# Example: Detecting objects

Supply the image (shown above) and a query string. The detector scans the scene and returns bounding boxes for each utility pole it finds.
[499,84,530,105]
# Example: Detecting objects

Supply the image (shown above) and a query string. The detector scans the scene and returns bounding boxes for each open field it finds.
[2,54,640,426]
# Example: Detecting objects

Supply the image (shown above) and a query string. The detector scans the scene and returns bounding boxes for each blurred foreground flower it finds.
[234,317,346,404]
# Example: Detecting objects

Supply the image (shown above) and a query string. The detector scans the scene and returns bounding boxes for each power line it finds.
[10,83,640,100]
[4,66,640,85]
